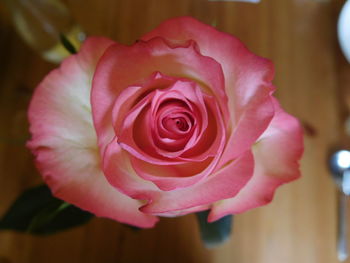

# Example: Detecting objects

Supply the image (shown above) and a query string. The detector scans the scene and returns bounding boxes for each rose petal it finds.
[27,37,158,228]
[208,99,303,222]
[103,143,159,197]
[111,72,176,140]
[117,92,184,165]
[103,141,253,213]
[130,156,213,191]
[112,93,226,191]
[92,36,227,158]
[152,204,210,217]
[140,150,254,214]
[141,17,275,165]
[149,80,209,158]
[150,81,206,157]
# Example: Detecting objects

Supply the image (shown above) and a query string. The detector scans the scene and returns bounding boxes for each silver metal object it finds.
[338,0,350,63]
[329,150,350,261]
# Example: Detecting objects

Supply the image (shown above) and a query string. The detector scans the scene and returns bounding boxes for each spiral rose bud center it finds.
[114,73,223,165]
[175,117,188,131]
[163,113,192,133]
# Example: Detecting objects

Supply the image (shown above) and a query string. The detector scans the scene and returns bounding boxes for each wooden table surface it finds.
[0,0,350,262]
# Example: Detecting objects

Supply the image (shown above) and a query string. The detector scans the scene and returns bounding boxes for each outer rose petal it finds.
[208,99,303,222]
[103,142,254,214]
[140,150,254,214]
[27,37,158,228]
[141,17,275,165]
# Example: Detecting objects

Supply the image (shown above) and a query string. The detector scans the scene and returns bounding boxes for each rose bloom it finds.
[28,17,303,228]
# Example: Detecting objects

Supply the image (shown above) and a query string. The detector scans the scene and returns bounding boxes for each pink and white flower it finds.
[28,17,303,228]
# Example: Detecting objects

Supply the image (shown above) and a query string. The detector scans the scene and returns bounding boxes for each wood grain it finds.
[0,0,349,262]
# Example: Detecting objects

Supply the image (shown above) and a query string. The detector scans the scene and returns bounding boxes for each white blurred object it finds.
[208,0,260,2]
[338,0,350,63]
[4,0,85,63]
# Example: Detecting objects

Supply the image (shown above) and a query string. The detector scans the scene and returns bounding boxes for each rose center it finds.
[162,113,192,134]
[174,117,189,131]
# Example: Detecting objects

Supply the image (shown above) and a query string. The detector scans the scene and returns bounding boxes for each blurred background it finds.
[0,0,349,262]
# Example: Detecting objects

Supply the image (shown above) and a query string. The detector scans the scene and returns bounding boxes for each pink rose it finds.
[28,17,303,228]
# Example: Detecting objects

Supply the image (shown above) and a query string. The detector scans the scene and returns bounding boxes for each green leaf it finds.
[59,33,77,54]
[0,184,93,235]
[196,210,233,248]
